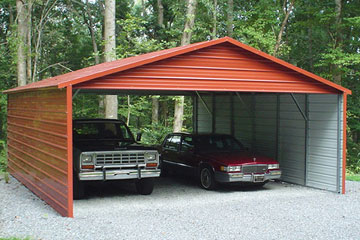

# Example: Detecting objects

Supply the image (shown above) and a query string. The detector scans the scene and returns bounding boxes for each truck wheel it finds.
[73,173,85,200]
[136,178,154,195]
[199,166,217,190]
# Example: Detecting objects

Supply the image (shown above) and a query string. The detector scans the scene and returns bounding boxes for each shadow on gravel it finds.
[78,174,271,200]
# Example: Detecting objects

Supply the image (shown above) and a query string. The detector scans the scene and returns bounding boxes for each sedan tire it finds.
[199,166,217,190]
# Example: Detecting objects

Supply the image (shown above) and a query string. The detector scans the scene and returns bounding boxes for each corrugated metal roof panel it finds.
[75,43,340,94]
[4,37,351,94]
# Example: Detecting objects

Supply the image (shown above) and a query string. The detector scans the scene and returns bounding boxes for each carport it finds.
[4,37,351,217]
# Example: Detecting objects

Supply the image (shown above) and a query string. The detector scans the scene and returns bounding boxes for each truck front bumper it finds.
[79,169,161,181]
[215,170,281,183]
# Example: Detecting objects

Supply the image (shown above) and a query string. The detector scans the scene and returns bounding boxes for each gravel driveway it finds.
[1,174,360,240]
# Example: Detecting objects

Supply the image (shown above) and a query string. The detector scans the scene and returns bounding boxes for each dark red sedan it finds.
[160,133,281,190]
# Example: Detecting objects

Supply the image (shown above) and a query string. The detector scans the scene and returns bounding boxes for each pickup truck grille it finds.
[242,165,268,174]
[95,152,145,165]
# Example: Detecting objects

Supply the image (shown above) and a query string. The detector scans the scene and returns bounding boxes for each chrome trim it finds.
[242,164,268,174]
[162,159,195,168]
[81,150,159,167]
[79,169,161,181]
[215,170,282,183]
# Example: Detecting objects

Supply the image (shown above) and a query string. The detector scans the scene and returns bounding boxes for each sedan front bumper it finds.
[215,170,281,183]
[79,169,161,181]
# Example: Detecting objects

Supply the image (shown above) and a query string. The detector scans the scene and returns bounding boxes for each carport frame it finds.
[4,37,351,217]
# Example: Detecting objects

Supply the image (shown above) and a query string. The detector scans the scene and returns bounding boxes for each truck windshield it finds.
[194,135,244,152]
[73,122,134,141]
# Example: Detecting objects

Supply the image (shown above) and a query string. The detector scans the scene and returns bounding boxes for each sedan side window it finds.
[181,136,194,152]
[163,135,173,149]
[168,135,181,151]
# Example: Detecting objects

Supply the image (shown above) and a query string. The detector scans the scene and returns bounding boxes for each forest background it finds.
[0,0,359,174]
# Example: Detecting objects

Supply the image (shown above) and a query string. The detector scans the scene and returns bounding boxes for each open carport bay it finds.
[1,176,360,240]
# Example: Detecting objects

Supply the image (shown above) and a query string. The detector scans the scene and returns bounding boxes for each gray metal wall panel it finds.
[254,94,277,159]
[215,95,231,134]
[278,94,306,185]
[233,94,253,148]
[338,94,343,193]
[307,94,339,192]
[197,95,213,133]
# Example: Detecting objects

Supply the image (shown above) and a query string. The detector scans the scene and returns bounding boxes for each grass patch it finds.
[346,174,360,182]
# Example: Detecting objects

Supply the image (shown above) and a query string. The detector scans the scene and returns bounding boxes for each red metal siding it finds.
[75,43,338,94]
[7,88,71,217]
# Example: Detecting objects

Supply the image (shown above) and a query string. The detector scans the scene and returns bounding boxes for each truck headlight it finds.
[145,152,157,161]
[81,154,93,164]
[220,165,241,172]
[268,164,279,170]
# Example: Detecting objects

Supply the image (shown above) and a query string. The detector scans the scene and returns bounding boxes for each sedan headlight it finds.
[268,164,280,170]
[145,152,157,161]
[80,154,93,164]
[220,165,242,172]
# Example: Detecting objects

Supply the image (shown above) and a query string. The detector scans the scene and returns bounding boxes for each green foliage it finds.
[0,140,7,173]
[139,123,173,145]
[346,174,360,182]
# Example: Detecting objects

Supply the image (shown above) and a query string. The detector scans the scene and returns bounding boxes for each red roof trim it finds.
[4,37,351,94]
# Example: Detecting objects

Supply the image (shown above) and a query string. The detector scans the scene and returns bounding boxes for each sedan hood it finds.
[199,151,278,165]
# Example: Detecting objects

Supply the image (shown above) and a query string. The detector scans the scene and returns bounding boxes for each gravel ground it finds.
[1,175,360,240]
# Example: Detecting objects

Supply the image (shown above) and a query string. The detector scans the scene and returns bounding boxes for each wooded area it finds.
[0,0,359,174]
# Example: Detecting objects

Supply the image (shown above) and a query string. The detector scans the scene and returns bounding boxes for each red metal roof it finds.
[4,37,351,94]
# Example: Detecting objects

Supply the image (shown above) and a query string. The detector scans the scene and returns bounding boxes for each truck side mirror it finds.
[136,132,142,142]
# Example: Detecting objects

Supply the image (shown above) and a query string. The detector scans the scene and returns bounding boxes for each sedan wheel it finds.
[200,167,217,190]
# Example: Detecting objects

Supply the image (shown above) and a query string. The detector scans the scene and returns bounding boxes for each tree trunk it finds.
[126,95,131,125]
[160,100,168,127]
[273,0,295,56]
[16,0,27,86]
[333,0,342,84]
[157,0,164,27]
[180,0,197,46]
[173,96,184,132]
[141,0,146,17]
[85,0,100,65]
[227,0,233,37]
[152,96,159,125]
[104,0,118,119]
[26,0,32,83]
[174,0,197,132]
[212,0,217,39]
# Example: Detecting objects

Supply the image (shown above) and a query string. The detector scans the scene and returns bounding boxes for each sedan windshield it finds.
[74,122,134,141]
[194,135,244,152]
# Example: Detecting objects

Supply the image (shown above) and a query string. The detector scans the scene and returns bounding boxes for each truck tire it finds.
[135,178,154,195]
[73,173,85,200]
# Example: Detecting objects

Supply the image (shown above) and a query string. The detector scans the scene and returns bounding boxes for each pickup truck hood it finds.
[199,151,278,165]
[74,140,157,152]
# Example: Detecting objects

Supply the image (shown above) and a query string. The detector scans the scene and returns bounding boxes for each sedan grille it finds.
[95,152,145,165]
[242,165,268,174]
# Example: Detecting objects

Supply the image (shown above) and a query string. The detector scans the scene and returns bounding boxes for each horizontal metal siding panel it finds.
[306,94,339,192]
[215,95,231,134]
[234,94,252,148]
[7,89,70,217]
[197,95,212,133]
[278,94,306,185]
[75,44,337,94]
[254,94,277,159]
